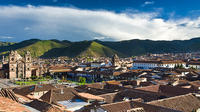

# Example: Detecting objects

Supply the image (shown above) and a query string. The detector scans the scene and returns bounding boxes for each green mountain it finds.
[2,37,200,58]
[41,41,122,58]
[0,41,15,47]
[0,39,67,58]
[97,38,200,56]
[79,41,123,57]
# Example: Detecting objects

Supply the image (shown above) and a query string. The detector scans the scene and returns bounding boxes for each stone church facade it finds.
[9,51,32,79]
[111,54,121,67]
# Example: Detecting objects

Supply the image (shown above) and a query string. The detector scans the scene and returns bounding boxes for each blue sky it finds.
[0,0,200,42]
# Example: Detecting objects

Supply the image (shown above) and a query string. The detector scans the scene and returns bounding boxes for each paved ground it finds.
[0,79,18,88]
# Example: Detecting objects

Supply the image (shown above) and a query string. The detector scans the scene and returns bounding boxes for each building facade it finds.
[187,61,200,69]
[9,51,32,79]
[111,54,121,67]
[132,60,186,69]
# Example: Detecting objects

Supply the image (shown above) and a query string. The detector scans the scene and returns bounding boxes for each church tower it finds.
[111,54,120,67]
[9,51,17,79]
[25,51,32,78]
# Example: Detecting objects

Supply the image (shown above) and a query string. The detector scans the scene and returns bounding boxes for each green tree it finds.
[79,77,86,85]
[30,75,37,81]
[174,64,184,69]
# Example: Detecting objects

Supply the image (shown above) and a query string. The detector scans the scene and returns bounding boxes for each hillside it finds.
[98,38,200,56]
[79,41,123,57]
[16,40,67,57]
[0,39,67,58]
[41,41,121,58]
[2,37,200,58]
[0,41,15,47]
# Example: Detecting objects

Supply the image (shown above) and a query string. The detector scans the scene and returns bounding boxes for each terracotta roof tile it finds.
[13,84,56,96]
[99,89,162,103]
[135,85,197,97]
[0,97,30,112]
[28,99,63,112]
[100,100,180,112]
[40,88,78,104]
[78,92,104,101]
[148,93,200,112]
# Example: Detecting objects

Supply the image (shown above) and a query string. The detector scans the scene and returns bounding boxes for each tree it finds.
[174,64,184,69]
[31,75,37,81]
[79,77,86,85]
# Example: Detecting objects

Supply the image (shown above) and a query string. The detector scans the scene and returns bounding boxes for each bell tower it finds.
[9,51,17,79]
[25,51,32,78]
[111,54,120,67]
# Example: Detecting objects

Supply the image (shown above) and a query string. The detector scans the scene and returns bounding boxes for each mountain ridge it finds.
[1,37,200,58]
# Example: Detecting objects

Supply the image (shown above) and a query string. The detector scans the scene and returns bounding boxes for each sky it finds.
[1,0,200,42]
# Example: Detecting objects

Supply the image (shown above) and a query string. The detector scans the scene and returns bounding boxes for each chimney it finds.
[61,88,64,94]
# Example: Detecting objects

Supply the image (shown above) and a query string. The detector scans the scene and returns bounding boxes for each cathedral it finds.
[111,54,121,67]
[8,51,32,79]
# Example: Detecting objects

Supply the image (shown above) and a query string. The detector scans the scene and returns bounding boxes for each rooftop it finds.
[148,93,200,112]
[0,97,30,112]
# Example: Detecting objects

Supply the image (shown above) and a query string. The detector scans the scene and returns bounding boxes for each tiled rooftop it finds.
[0,97,30,112]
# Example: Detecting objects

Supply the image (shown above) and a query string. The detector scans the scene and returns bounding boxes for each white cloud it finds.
[142,1,154,7]
[94,36,107,40]
[0,36,14,39]
[0,6,200,41]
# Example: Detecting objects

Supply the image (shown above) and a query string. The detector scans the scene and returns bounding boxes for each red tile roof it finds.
[0,97,30,112]
[78,93,104,101]
[135,85,197,97]
[148,93,200,112]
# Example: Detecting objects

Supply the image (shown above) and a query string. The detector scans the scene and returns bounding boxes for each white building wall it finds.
[188,65,200,69]
[133,62,186,69]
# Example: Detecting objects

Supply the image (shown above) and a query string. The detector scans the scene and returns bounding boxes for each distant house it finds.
[133,60,186,69]
[90,62,105,68]
[187,61,200,69]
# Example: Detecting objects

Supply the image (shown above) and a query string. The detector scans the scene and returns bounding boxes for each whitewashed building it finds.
[187,61,200,69]
[132,60,186,69]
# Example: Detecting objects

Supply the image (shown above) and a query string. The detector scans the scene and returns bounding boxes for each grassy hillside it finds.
[0,42,15,47]
[41,41,91,58]
[0,40,67,58]
[17,40,67,57]
[0,39,40,53]
[42,41,121,58]
[79,41,123,57]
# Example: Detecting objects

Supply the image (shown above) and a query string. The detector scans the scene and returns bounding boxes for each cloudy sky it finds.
[0,0,200,42]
